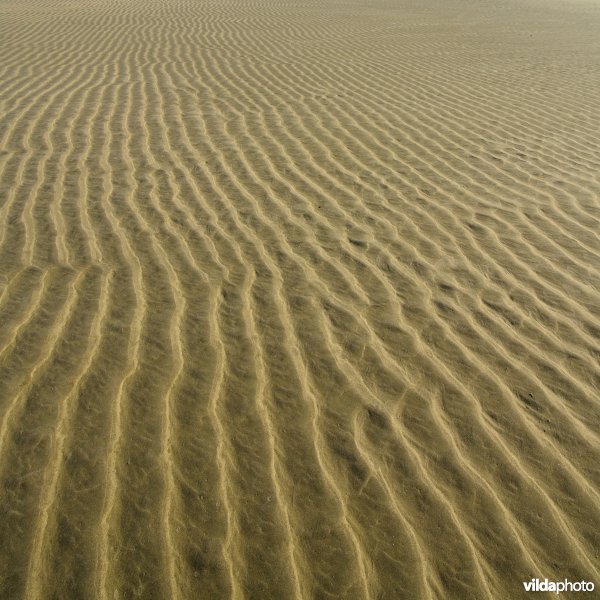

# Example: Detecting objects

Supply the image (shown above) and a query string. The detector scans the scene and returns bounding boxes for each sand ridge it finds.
[0,0,599,597]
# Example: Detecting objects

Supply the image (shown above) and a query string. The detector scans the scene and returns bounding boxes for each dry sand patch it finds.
[0,0,599,597]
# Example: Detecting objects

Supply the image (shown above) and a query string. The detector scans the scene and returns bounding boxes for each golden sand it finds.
[0,0,599,597]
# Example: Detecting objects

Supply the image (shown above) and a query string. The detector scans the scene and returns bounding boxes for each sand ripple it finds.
[1,0,599,597]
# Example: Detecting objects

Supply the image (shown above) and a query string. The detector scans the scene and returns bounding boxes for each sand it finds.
[0,0,599,597]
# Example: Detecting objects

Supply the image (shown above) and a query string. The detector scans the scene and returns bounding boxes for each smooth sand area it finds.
[0,0,599,597]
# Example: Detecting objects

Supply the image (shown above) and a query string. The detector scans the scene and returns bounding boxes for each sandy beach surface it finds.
[1,0,599,597]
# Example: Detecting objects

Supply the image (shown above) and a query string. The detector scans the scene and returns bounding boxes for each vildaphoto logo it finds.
[523,578,595,594]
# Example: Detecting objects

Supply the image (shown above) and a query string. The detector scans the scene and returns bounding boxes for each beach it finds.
[0,0,599,597]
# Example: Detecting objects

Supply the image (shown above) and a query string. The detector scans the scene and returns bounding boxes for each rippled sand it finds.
[0,0,599,597]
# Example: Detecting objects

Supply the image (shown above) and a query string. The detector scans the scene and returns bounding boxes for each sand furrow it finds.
[150,54,366,596]
[195,44,596,356]
[0,268,82,463]
[263,42,599,250]
[3,59,101,268]
[0,267,90,596]
[95,53,182,596]
[315,302,498,598]
[23,267,109,599]
[93,73,147,600]
[162,52,376,596]
[207,285,243,600]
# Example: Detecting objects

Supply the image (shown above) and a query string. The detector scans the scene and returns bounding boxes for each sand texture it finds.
[1,0,600,597]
